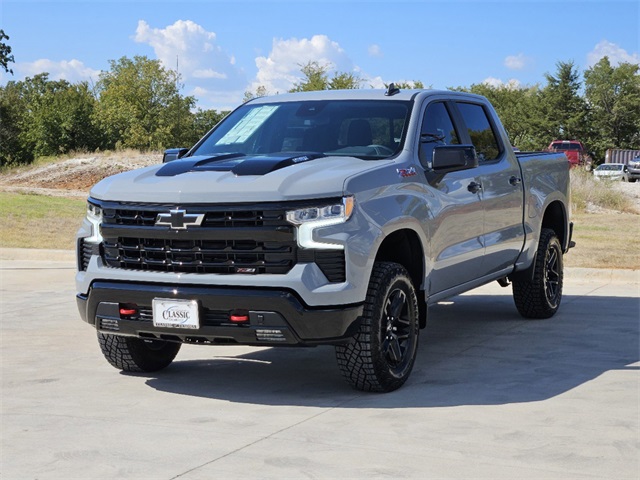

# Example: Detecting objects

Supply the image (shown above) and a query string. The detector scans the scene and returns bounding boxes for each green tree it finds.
[387,80,425,89]
[94,55,195,150]
[290,61,330,92]
[0,74,101,166]
[538,61,589,142]
[25,75,101,156]
[328,71,361,90]
[289,61,361,92]
[243,85,269,103]
[0,81,30,166]
[0,29,14,74]
[584,57,640,159]
[184,108,229,146]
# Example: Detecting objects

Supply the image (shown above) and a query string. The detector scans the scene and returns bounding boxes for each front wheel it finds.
[335,262,419,392]
[98,333,181,372]
[512,228,563,319]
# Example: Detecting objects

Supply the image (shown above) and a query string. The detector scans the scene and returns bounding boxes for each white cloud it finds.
[587,40,640,66]
[192,69,227,79]
[368,44,383,58]
[482,77,521,89]
[189,85,245,111]
[366,75,387,89]
[504,53,530,70]
[16,59,100,83]
[134,19,245,103]
[250,35,354,94]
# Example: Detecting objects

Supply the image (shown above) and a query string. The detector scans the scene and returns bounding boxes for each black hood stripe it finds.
[156,153,324,177]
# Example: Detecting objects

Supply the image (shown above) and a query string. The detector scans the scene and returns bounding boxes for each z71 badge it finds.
[396,167,417,178]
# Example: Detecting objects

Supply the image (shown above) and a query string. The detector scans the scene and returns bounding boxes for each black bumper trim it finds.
[77,281,363,346]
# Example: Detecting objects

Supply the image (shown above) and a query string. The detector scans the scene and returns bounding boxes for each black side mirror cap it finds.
[163,148,189,163]
[432,145,478,173]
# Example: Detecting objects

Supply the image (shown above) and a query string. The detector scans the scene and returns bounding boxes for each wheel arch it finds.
[373,228,428,328]
[511,200,568,283]
[541,200,569,252]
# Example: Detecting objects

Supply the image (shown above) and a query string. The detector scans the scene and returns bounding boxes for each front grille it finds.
[103,238,294,275]
[104,208,288,228]
[98,202,346,282]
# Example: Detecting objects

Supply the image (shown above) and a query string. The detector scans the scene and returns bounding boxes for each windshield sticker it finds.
[216,105,279,145]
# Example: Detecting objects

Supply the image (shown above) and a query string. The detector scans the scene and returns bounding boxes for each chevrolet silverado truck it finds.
[76,87,573,392]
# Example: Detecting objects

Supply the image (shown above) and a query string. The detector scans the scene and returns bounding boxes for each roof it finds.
[246,88,485,104]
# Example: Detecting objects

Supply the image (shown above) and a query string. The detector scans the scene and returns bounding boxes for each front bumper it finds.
[77,281,363,346]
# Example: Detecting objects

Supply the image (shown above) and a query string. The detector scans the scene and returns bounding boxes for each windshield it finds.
[191,100,411,160]
[551,143,581,151]
[596,164,623,171]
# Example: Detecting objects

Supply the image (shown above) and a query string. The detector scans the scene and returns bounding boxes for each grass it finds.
[566,212,640,269]
[570,168,637,214]
[0,192,86,250]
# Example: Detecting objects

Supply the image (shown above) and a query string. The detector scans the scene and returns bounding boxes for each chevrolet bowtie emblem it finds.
[155,209,205,230]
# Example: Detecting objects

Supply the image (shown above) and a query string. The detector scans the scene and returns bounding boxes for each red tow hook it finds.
[119,304,138,317]
[229,310,250,323]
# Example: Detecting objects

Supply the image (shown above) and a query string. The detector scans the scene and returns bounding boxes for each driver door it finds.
[419,101,485,295]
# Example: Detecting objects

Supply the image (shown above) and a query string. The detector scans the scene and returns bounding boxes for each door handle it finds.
[468,181,482,194]
[509,176,522,186]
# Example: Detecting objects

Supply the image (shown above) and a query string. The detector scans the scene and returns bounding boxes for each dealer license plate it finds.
[152,298,200,329]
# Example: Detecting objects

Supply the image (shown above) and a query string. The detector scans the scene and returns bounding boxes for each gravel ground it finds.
[0,152,160,198]
[613,179,640,205]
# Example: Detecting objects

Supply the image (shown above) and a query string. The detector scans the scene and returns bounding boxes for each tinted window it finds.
[551,143,581,151]
[457,103,502,162]
[419,102,460,167]
[192,100,411,160]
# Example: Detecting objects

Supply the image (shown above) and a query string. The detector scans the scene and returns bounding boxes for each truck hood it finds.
[90,153,393,203]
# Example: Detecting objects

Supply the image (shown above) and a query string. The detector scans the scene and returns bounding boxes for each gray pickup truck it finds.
[76,87,572,392]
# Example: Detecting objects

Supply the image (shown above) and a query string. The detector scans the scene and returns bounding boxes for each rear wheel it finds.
[98,333,181,372]
[335,262,419,392]
[512,228,563,319]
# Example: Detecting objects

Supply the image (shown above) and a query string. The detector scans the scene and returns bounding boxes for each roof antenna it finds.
[385,83,400,96]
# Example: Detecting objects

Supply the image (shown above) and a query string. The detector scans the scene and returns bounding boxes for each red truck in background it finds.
[548,140,593,169]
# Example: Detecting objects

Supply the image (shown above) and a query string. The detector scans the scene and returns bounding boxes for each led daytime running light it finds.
[287,197,354,250]
[85,202,103,243]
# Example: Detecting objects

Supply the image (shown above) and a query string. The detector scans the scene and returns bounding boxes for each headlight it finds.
[286,197,354,250]
[85,201,103,243]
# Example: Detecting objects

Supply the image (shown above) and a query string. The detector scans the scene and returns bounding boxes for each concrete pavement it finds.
[1,253,638,479]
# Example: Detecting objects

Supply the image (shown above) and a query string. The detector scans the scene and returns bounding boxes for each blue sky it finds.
[2,0,639,110]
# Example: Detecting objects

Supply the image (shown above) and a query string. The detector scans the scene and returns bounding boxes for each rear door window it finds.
[456,103,502,162]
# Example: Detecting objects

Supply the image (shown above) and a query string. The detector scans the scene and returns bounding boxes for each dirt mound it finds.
[0,152,160,198]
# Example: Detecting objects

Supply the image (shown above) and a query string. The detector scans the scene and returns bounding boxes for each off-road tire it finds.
[98,333,181,372]
[335,262,419,392]
[512,228,563,319]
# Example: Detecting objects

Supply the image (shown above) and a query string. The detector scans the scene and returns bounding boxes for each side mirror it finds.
[432,145,478,172]
[163,148,189,163]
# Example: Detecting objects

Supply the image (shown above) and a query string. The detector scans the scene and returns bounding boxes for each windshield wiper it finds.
[420,132,446,143]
